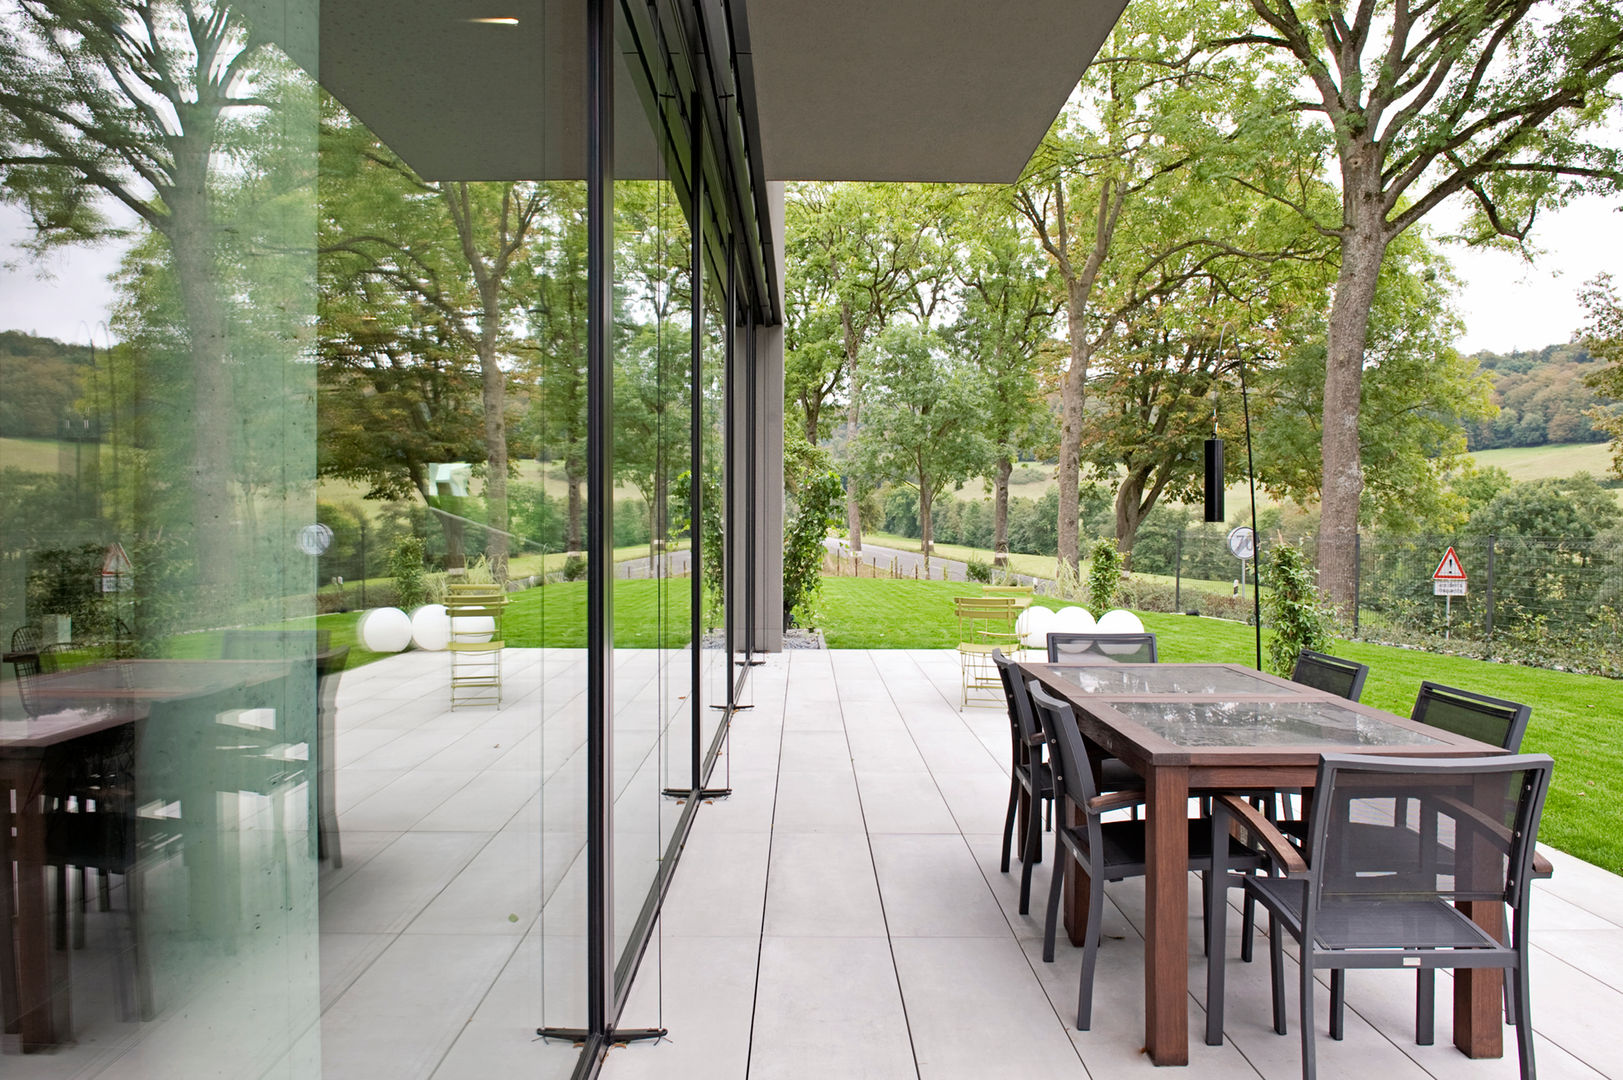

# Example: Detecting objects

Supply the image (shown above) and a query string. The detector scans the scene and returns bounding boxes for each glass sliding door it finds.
[0,0,323,1073]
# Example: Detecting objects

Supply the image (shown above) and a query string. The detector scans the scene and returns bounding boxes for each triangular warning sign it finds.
[1433,547,1466,580]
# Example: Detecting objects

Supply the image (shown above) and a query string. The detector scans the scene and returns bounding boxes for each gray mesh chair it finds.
[1207,753,1553,1080]
[992,650,1052,914]
[1289,650,1368,702]
[1026,681,1262,1030]
[1412,681,1531,751]
[1046,632,1157,664]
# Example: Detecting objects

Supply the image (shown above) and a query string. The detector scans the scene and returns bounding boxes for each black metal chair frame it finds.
[1045,632,1158,664]
[1206,752,1553,1080]
[1027,680,1263,1031]
[1289,650,1369,703]
[993,650,1052,916]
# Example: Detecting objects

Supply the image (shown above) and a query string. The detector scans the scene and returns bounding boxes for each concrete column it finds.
[744,182,785,651]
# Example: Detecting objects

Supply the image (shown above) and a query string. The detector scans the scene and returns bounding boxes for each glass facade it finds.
[2,1,772,1077]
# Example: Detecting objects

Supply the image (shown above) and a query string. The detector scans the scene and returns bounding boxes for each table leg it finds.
[7,763,70,1050]
[1145,765,1189,1066]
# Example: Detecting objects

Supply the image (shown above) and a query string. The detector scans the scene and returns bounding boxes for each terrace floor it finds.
[10,648,1623,1080]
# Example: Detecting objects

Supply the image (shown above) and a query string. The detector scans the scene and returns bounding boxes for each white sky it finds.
[1,190,1620,356]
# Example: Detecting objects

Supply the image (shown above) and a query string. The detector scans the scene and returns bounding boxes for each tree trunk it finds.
[844,348,863,556]
[992,455,1012,567]
[1319,175,1389,610]
[918,476,933,575]
[477,310,509,583]
[167,199,235,609]
[566,452,584,553]
[1113,467,1152,570]
[1055,277,1093,574]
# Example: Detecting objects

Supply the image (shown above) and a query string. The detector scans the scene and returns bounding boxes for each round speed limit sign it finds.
[1226,526,1255,561]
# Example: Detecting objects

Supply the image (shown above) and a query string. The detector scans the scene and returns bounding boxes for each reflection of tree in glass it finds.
[1,0,316,611]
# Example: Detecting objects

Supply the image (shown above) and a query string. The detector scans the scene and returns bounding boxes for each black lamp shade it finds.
[1203,438,1225,522]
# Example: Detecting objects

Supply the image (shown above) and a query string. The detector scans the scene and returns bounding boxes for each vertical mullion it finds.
[585,0,615,1039]
[688,91,705,794]
[723,236,736,694]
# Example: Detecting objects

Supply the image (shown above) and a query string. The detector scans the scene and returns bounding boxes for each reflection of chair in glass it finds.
[1026,681,1256,1029]
[446,583,507,708]
[1208,753,1553,1080]
[955,596,1019,708]
[1289,650,1369,701]
[1045,632,1158,664]
[992,651,1052,914]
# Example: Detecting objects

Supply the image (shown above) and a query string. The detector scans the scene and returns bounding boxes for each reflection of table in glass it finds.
[1019,661,1505,1067]
[2,660,303,1051]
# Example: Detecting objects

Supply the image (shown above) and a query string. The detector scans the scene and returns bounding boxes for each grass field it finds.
[1,436,81,473]
[1467,441,1617,482]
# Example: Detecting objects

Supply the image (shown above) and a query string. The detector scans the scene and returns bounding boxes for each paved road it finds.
[822,538,1048,588]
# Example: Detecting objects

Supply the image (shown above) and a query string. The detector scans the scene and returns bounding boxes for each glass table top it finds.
[1108,699,1445,748]
[1050,664,1298,696]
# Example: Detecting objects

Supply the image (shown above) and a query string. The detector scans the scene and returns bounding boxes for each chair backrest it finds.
[222,628,332,661]
[16,641,75,717]
[1290,649,1369,702]
[11,624,42,654]
[956,596,1018,644]
[1027,680,1101,810]
[1411,681,1531,751]
[992,649,1042,750]
[1046,632,1157,664]
[1303,752,1552,915]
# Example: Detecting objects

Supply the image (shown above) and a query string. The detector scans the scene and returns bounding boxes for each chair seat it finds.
[1246,878,1508,954]
[1065,818,1264,880]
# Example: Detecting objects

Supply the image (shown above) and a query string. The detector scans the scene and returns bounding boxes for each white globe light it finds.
[358,607,414,653]
[1016,605,1056,648]
[410,604,451,651]
[1050,605,1096,632]
[1097,608,1146,635]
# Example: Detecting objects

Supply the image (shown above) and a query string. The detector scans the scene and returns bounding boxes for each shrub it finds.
[390,536,429,611]
[1086,538,1122,614]
[562,554,588,582]
[965,557,993,583]
[783,438,845,628]
[1262,540,1334,677]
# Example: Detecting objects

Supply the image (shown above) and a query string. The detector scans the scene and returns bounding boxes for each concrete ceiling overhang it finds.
[286,1,1125,185]
[748,0,1128,184]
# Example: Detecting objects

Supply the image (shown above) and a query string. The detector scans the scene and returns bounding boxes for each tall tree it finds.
[850,324,990,572]
[783,182,956,555]
[1577,273,1623,478]
[951,203,1060,566]
[0,0,310,601]
[1222,0,1623,606]
[1016,0,1295,573]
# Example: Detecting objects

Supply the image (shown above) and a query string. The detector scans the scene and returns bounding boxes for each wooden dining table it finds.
[2,659,301,1052]
[1017,660,1509,1067]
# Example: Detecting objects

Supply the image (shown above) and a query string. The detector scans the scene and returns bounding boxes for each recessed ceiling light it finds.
[466,16,519,25]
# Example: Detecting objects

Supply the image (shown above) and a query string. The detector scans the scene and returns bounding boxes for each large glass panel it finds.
[1,0,321,1072]
[700,251,730,746]
[609,13,680,984]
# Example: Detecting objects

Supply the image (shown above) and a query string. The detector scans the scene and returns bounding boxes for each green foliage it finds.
[1465,341,1610,450]
[562,554,587,582]
[965,558,993,584]
[390,536,429,611]
[0,332,94,440]
[783,437,844,628]
[1086,539,1122,614]
[1262,541,1333,677]
[1577,274,1623,479]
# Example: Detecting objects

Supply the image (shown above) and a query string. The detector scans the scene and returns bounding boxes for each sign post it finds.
[1432,546,1468,639]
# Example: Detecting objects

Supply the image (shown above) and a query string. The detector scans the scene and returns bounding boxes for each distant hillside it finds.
[1466,341,1614,451]
[0,330,95,440]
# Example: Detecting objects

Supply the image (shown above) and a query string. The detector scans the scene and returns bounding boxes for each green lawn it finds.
[1468,442,1617,483]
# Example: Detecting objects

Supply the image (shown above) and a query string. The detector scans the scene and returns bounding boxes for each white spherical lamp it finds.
[1097,608,1145,635]
[450,611,495,644]
[358,607,413,653]
[1050,605,1096,632]
[1016,605,1056,649]
[410,604,451,651]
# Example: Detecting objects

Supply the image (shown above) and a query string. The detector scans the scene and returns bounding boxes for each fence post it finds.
[1174,523,1183,611]
[1351,531,1361,636]
[1485,534,1496,656]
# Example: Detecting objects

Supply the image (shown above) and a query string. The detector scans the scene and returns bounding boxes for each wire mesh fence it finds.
[1141,525,1623,675]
